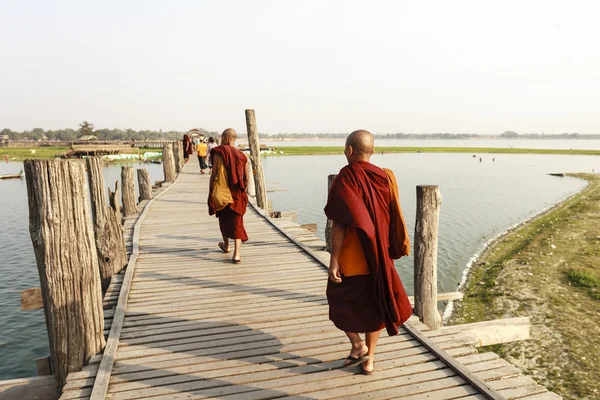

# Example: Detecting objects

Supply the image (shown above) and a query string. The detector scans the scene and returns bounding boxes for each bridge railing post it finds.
[24,159,105,391]
[137,168,153,202]
[414,185,443,330]
[325,174,337,253]
[162,143,176,182]
[245,109,268,209]
[87,157,127,290]
[121,166,136,217]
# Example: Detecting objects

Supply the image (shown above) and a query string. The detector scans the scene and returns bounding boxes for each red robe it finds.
[209,145,249,242]
[325,161,412,336]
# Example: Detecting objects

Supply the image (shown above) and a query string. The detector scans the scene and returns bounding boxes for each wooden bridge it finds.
[43,159,558,400]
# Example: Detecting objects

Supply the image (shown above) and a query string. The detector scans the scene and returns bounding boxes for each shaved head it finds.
[346,130,374,157]
[221,128,237,145]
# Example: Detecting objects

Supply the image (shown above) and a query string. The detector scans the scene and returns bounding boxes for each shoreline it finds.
[447,173,600,399]
[442,175,590,321]
[3,145,600,160]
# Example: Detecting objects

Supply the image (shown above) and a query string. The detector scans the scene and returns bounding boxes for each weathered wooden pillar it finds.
[137,168,153,202]
[108,181,121,217]
[24,160,105,391]
[325,174,337,253]
[86,158,127,288]
[173,141,183,173]
[246,158,256,197]
[414,185,443,330]
[121,166,136,217]
[162,143,176,182]
[245,109,268,209]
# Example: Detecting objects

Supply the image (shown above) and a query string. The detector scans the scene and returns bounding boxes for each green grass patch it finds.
[566,269,600,288]
[1,147,160,161]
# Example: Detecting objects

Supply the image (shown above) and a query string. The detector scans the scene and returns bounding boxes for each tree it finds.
[500,131,519,138]
[79,121,95,136]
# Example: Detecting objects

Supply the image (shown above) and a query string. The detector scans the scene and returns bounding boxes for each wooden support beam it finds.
[436,317,530,347]
[414,185,443,330]
[136,168,153,202]
[172,141,183,173]
[246,159,256,197]
[36,356,52,376]
[162,143,176,182]
[21,287,43,311]
[325,174,337,253]
[108,181,120,218]
[88,158,127,287]
[121,166,136,217]
[300,223,318,233]
[245,109,268,209]
[24,159,105,391]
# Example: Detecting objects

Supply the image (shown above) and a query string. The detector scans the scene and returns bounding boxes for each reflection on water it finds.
[0,161,163,380]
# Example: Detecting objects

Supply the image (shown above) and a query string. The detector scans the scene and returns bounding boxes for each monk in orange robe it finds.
[209,128,249,263]
[325,130,412,375]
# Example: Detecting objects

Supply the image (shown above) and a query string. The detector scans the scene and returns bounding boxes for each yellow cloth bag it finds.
[211,161,233,211]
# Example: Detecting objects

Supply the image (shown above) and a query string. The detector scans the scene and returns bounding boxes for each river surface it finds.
[0,161,164,381]
[0,147,599,380]
[247,138,600,150]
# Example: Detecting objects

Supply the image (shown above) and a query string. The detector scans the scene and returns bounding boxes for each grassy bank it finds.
[269,146,600,156]
[449,173,600,399]
[1,147,159,161]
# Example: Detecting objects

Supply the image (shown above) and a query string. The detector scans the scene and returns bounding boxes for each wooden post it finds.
[137,168,153,202]
[173,141,182,173]
[246,158,256,197]
[121,166,136,217]
[24,160,105,391]
[162,143,176,182]
[245,109,268,209]
[108,181,121,217]
[325,174,337,253]
[414,185,443,330]
[86,158,127,287]
[177,140,184,171]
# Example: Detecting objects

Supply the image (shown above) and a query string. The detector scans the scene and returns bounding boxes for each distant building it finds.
[0,134,9,146]
[77,135,98,141]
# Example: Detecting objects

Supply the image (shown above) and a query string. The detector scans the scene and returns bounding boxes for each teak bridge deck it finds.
[59,161,560,400]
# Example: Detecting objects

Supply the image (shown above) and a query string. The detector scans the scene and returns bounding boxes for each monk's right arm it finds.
[328,221,346,283]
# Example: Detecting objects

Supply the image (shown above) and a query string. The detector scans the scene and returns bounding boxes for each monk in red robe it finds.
[325,130,412,375]
[209,128,249,263]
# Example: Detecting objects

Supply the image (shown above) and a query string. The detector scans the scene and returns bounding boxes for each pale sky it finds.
[1,0,599,134]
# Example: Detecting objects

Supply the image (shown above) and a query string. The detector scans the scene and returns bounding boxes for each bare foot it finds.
[361,357,374,375]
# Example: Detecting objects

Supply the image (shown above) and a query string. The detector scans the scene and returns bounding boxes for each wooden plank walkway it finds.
[60,161,561,400]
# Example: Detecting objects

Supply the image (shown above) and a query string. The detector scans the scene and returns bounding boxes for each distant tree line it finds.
[2,126,599,141]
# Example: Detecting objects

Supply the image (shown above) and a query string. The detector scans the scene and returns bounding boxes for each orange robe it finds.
[325,162,412,335]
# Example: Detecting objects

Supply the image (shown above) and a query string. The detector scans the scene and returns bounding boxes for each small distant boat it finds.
[0,170,24,180]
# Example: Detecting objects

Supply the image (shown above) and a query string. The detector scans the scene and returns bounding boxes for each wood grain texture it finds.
[245,109,267,209]
[24,159,105,392]
[121,166,137,217]
[414,185,443,330]
[136,169,152,202]
[87,158,127,283]
[161,144,176,182]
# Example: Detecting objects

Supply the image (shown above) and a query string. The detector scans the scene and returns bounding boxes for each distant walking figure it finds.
[197,139,208,174]
[325,130,412,375]
[183,134,193,163]
[479,157,482,162]
[208,129,249,263]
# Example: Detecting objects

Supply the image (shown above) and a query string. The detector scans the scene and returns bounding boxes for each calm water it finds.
[0,161,164,380]
[0,148,599,380]
[249,138,600,150]
[263,153,599,295]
